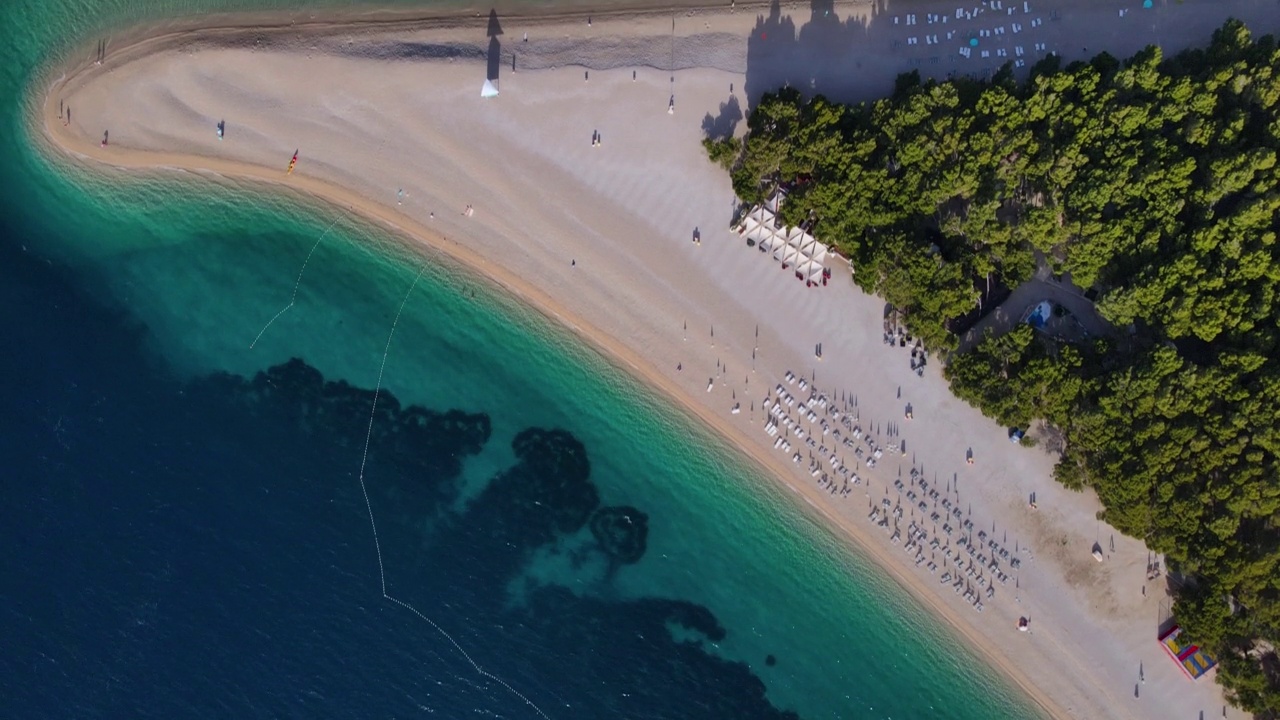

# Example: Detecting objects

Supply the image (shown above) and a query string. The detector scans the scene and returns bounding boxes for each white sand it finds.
[39,1,1279,717]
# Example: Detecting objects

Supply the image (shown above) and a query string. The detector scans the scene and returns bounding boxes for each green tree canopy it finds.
[719,19,1280,713]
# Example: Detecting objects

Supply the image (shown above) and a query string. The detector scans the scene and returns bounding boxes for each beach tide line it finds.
[353,262,553,720]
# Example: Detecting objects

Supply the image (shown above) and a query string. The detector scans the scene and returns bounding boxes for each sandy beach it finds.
[36,1,1280,717]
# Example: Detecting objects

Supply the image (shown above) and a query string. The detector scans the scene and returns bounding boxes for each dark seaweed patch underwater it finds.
[0,239,796,719]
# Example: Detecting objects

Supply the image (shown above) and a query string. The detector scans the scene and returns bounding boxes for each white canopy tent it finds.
[751,206,777,226]
[745,217,776,246]
[765,189,784,215]
[737,188,833,285]
[786,227,806,248]
[781,245,801,266]
[807,242,828,264]
[799,259,824,283]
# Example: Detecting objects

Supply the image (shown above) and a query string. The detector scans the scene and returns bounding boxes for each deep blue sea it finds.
[0,1,1038,718]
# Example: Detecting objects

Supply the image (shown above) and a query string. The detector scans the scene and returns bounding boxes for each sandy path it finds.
[34,2,1276,718]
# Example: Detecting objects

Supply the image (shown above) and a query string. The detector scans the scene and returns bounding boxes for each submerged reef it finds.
[590,505,649,565]
[187,358,800,720]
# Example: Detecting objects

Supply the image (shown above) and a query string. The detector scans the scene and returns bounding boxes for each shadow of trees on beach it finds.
[701,94,743,141]
[744,0,889,107]
[741,0,1280,109]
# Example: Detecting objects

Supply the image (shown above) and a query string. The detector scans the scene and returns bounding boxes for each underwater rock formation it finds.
[179,359,797,719]
[589,505,649,564]
[193,358,490,490]
[482,428,600,544]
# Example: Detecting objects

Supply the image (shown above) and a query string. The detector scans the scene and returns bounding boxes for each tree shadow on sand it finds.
[700,94,743,141]
[744,0,886,106]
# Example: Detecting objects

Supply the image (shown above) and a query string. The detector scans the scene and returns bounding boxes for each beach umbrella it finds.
[969,37,979,47]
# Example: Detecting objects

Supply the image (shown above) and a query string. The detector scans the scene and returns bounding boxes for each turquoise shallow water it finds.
[1,2,1040,718]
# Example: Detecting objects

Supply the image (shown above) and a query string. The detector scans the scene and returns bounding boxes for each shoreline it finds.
[39,153,1067,720]
[32,3,1261,718]
[34,30,1066,719]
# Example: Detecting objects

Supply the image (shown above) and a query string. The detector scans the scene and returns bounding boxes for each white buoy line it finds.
[251,231,553,719]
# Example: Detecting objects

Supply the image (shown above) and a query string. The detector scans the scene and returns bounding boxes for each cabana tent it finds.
[764,191,784,215]
[746,206,776,233]
[798,259,824,283]
[744,217,773,245]
[781,245,801,266]
[786,227,807,248]
[807,241,828,264]
[740,188,834,284]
